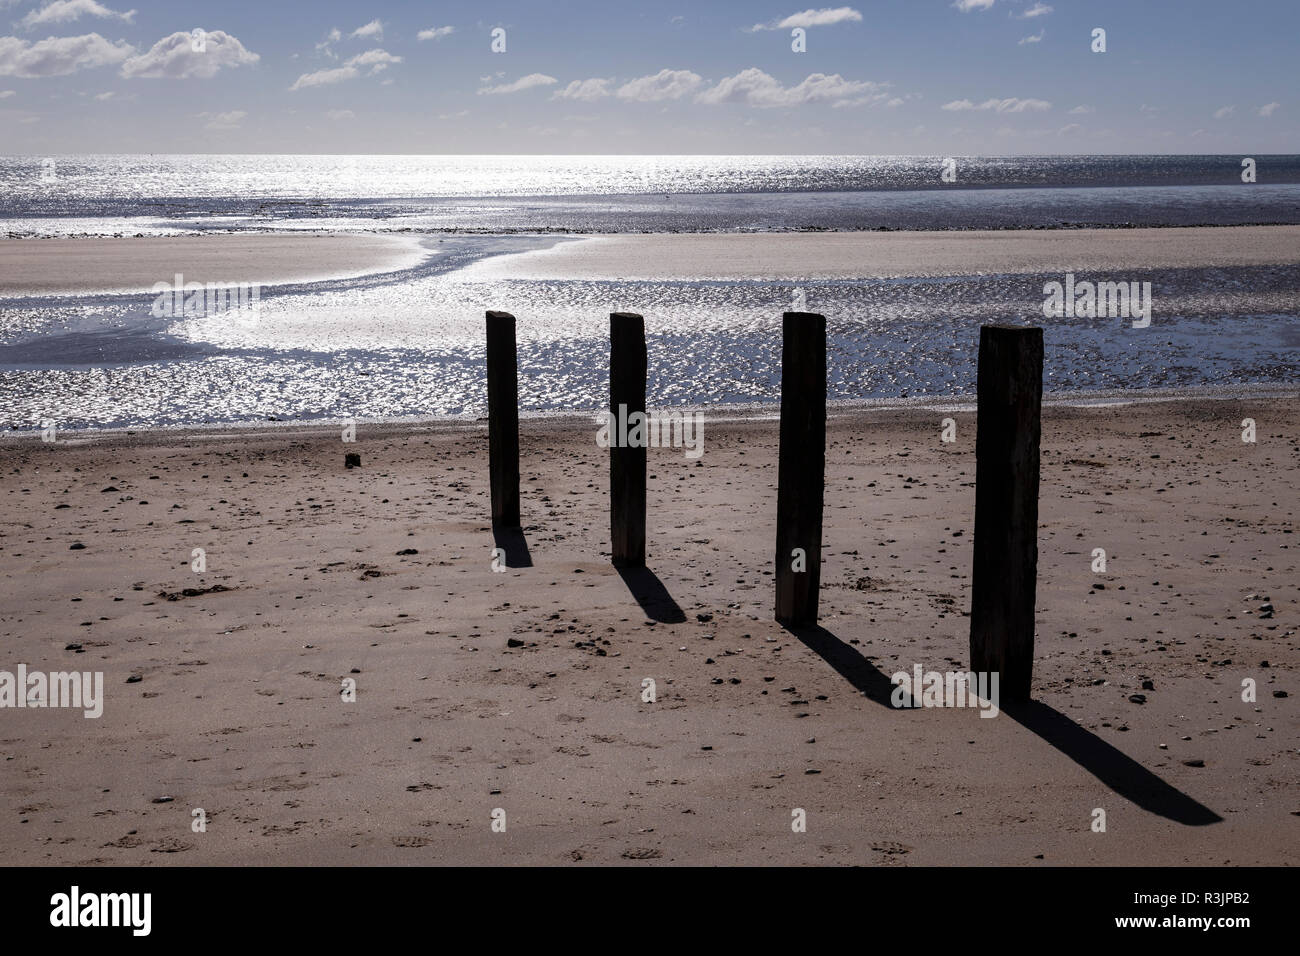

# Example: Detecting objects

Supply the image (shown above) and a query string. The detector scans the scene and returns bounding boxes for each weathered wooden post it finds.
[774,311,826,626]
[486,310,520,529]
[969,324,1043,702]
[609,312,646,567]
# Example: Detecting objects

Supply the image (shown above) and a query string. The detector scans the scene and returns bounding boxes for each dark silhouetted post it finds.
[970,324,1043,702]
[775,311,826,626]
[610,312,646,567]
[486,310,520,529]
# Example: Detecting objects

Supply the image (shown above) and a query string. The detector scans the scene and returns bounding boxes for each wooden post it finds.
[609,312,646,567]
[486,310,520,529]
[969,324,1043,702]
[774,311,826,626]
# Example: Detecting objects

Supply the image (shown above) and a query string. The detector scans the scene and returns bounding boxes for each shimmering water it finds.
[5,154,1300,235]
[2,235,1297,430]
[1,155,1298,430]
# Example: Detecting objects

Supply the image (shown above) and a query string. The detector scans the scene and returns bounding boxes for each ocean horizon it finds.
[4,153,1300,236]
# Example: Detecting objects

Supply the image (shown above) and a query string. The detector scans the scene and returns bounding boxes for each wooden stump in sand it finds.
[969,324,1043,702]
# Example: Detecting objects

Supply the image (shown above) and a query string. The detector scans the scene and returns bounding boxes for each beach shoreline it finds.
[4,384,1297,443]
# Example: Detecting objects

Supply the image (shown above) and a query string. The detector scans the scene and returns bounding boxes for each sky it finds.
[1,0,1296,154]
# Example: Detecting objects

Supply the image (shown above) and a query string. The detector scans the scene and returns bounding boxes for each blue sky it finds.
[2,0,1296,153]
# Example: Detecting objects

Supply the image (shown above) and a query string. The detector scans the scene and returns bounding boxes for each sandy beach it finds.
[460,226,1300,281]
[3,226,1298,300]
[0,234,430,297]
[0,399,1294,865]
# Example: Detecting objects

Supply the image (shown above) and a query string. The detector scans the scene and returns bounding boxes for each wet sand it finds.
[0,399,1295,865]
[0,234,430,296]
[459,226,1300,281]
[5,226,1298,300]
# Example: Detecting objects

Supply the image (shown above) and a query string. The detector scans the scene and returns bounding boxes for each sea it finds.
[1,154,1298,431]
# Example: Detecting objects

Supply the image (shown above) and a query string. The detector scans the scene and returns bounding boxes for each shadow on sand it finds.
[617,566,687,624]
[781,621,1222,827]
[491,526,533,568]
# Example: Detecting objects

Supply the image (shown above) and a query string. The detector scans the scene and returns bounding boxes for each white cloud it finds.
[1057,123,1081,135]
[553,77,613,101]
[1212,104,1234,119]
[1068,104,1095,114]
[749,7,862,31]
[696,68,884,108]
[325,108,354,120]
[941,96,1050,112]
[0,88,13,97]
[121,30,258,79]
[316,28,341,59]
[347,48,400,73]
[437,109,468,119]
[831,90,893,108]
[200,108,245,129]
[351,20,383,41]
[477,72,557,95]
[19,0,135,30]
[417,26,454,41]
[290,48,400,90]
[0,32,133,77]
[617,69,703,102]
[1256,101,1280,117]
[1015,2,1052,18]
[1018,30,1044,44]
[93,90,112,99]
[952,0,996,10]
[290,64,356,89]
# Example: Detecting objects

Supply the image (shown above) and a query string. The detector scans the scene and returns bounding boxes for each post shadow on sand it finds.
[781,621,1223,827]
[782,623,901,708]
[617,566,686,624]
[491,526,533,568]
